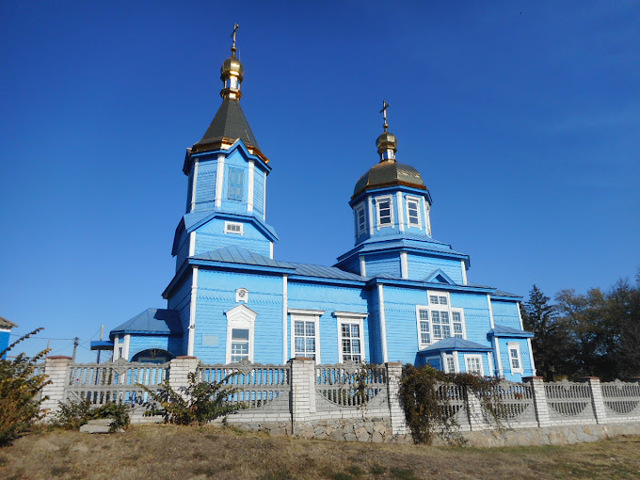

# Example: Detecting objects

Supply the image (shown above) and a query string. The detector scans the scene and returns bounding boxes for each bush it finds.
[399,364,501,444]
[0,329,51,445]
[140,372,245,425]
[53,398,131,432]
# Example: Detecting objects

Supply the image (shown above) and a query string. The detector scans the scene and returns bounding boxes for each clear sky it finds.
[1,1,638,361]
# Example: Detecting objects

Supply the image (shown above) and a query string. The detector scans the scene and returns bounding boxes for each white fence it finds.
[38,356,640,440]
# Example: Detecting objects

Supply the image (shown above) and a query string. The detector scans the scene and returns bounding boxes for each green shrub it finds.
[0,329,51,445]
[139,372,245,425]
[53,398,131,432]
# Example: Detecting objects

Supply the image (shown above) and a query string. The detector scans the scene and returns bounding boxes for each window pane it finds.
[453,323,463,334]
[342,324,351,337]
[419,309,429,320]
[342,339,351,353]
[232,329,249,340]
[295,338,305,352]
[421,332,431,344]
[452,312,461,322]
[429,295,438,305]
[441,312,449,324]
[351,324,359,337]
[442,325,451,337]
[431,311,440,323]
[352,340,361,354]
[294,321,305,336]
[305,322,315,336]
[305,338,316,352]
[439,296,448,305]
[433,325,442,338]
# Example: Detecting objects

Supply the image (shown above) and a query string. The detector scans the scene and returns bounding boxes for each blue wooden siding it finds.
[193,269,284,364]
[381,286,425,363]
[194,159,217,210]
[128,335,182,360]
[253,169,265,216]
[175,230,190,272]
[0,331,10,359]
[288,282,369,364]
[368,287,383,364]
[406,254,464,284]
[338,255,361,275]
[364,252,401,278]
[194,218,271,258]
[498,338,535,381]
[167,275,192,355]
[490,299,523,330]
[449,292,492,346]
[219,150,249,214]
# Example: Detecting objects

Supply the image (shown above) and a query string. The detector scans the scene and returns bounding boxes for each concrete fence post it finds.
[465,389,487,431]
[168,356,200,393]
[40,356,73,418]
[289,358,315,434]
[524,376,551,427]
[583,377,607,424]
[385,362,409,435]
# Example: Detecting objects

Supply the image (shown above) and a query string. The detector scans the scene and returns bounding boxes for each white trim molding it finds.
[225,304,258,364]
[247,159,255,212]
[187,267,199,356]
[214,154,225,208]
[508,342,524,375]
[396,192,404,232]
[289,309,324,363]
[334,312,367,363]
[378,284,388,362]
[282,275,288,363]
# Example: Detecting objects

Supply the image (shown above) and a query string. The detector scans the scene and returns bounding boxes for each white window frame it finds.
[405,196,422,228]
[416,292,466,348]
[225,304,257,364]
[224,221,244,235]
[289,309,323,363]
[508,342,523,374]
[443,353,457,373]
[355,203,367,237]
[375,195,394,229]
[334,312,367,364]
[465,354,484,376]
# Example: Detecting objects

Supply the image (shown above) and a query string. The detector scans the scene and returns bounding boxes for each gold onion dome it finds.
[376,131,398,154]
[221,54,244,81]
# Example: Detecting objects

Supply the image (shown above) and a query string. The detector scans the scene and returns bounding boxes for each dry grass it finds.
[1,425,640,480]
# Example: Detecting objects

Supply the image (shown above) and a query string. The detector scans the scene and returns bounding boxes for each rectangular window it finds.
[445,355,456,373]
[465,355,484,376]
[355,205,366,236]
[227,168,244,201]
[418,297,466,347]
[230,328,250,362]
[418,309,430,345]
[406,199,421,227]
[377,197,392,227]
[294,319,317,360]
[340,322,362,363]
[429,295,447,305]
[452,311,463,338]
[224,221,244,235]
[508,343,523,373]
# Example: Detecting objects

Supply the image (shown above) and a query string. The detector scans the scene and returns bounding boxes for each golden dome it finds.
[376,131,398,154]
[221,54,244,80]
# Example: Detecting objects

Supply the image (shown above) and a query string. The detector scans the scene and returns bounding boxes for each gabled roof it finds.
[285,262,366,282]
[192,98,260,154]
[111,309,182,337]
[0,317,17,329]
[489,325,534,338]
[417,337,493,354]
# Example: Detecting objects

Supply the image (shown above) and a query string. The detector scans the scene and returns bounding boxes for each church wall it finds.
[364,252,401,278]
[194,269,284,364]
[175,230,190,272]
[455,351,491,376]
[381,286,426,363]
[253,168,265,217]
[449,292,492,346]
[127,335,182,361]
[167,275,193,355]
[490,299,523,330]
[406,254,464,284]
[367,287,384,364]
[337,255,361,276]
[497,337,535,381]
[194,158,217,211]
[194,218,271,258]
[0,329,10,359]
[288,282,370,364]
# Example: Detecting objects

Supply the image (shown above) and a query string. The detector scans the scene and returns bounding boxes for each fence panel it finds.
[544,380,595,424]
[199,361,291,409]
[602,380,640,418]
[480,381,536,427]
[315,363,387,407]
[65,360,169,406]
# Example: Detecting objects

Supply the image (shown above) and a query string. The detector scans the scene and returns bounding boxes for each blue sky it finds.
[1,1,638,361]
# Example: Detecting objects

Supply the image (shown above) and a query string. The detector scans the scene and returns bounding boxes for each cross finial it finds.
[231,23,239,54]
[380,100,389,132]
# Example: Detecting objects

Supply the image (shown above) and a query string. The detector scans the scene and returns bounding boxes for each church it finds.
[91,29,536,382]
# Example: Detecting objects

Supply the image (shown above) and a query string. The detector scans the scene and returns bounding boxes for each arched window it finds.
[131,349,174,364]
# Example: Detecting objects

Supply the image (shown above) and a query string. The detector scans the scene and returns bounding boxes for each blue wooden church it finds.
[92,32,536,381]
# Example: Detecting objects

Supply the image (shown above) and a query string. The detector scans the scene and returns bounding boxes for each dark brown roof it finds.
[192,98,259,154]
[0,317,17,329]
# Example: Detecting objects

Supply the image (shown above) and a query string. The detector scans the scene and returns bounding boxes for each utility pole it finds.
[72,337,79,361]
[97,325,104,364]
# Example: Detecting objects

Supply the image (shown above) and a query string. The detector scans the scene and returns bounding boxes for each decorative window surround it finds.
[227,167,244,201]
[406,196,421,228]
[375,195,394,229]
[465,354,484,376]
[224,221,244,235]
[289,309,324,362]
[355,204,366,237]
[235,287,249,303]
[333,312,367,364]
[508,342,523,374]
[443,353,456,373]
[416,291,466,348]
[225,304,258,364]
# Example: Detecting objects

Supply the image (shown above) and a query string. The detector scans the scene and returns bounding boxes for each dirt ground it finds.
[1,425,640,480]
